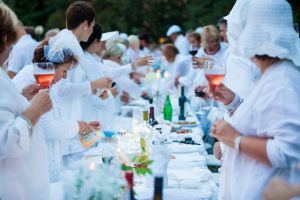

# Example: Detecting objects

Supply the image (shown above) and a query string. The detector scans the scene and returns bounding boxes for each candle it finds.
[89,161,96,171]
[156,70,161,79]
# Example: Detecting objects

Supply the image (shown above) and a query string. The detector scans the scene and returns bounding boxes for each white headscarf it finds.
[236,0,300,67]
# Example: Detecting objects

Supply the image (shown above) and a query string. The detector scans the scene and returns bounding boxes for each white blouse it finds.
[219,60,300,200]
[0,68,49,200]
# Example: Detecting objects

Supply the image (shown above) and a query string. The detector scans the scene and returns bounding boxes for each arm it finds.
[54,79,92,97]
[211,121,271,166]
[0,90,51,159]
[40,110,79,140]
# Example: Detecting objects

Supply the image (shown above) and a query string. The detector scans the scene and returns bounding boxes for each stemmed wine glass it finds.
[189,44,198,68]
[204,60,226,109]
[33,62,55,88]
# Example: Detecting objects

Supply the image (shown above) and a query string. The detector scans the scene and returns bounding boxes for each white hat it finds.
[119,33,128,40]
[101,31,119,41]
[166,25,182,37]
[224,0,251,54]
[195,27,203,34]
[236,0,300,67]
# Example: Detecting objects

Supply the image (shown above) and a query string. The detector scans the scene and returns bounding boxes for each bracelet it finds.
[225,94,243,116]
[20,115,33,136]
[234,136,243,153]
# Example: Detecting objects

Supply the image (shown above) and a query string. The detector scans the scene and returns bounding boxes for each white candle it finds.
[89,161,96,171]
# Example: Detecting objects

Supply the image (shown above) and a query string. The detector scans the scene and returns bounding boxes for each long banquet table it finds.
[50,95,219,200]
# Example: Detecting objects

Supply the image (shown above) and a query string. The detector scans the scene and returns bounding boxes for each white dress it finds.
[0,68,49,200]
[219,60,300,200]
[40,81,80,182]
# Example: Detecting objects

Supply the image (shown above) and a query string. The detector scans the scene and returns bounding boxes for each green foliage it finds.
[4,0,300,40]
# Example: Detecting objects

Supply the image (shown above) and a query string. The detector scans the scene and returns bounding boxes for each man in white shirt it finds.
[166,25,189,55]
[7,21,38,78]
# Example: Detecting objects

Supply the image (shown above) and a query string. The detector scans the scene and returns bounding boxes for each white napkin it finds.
[167,143,203,154]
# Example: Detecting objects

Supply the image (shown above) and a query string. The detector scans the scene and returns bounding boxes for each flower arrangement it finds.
[63,162,125,200]
[117,120,153,176]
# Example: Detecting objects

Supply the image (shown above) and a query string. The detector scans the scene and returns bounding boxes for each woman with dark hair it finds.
[13,39,102,182]
[78,24,153,127]
[0,3,52,200]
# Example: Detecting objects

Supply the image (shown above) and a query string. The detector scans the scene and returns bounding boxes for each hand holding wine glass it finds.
[207,83,235,105]
[21,83,42,101]
[91,77,112,91]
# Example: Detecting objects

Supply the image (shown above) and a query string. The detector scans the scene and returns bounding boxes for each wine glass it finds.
[189,44,198,68]
[204,60,226,108]
[33,62,55,88]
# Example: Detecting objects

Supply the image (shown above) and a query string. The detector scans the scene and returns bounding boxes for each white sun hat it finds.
[101,31,119,42]
[224,0,251,54]
[166,25,182,37]
[236,0,300,67]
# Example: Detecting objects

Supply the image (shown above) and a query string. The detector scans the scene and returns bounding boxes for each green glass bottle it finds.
[163,95,173,121]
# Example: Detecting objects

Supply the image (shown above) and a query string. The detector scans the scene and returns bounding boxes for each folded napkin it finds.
[167,143,204,154]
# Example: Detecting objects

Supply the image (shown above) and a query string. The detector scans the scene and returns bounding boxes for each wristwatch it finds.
[234,136,243,153]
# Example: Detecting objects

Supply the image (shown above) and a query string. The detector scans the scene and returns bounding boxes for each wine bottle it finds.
[149,106,158,127]
[153,177,163,200]
[163,95,172,121]
[125,171,135,200]
[178,86,187,121]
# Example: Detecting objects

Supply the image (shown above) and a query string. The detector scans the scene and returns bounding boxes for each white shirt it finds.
[7,34,38,73]
[219,60,300,200]
[224,53,260,98]
[0,68,49,200]
[174,34,189,55]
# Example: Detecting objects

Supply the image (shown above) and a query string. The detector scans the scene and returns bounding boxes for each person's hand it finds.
[205,83,235,105]
[133,56,153,69]
[21,89,52,125]
[192,57,212,69]
[213,142,222,160]
[91,77,112,91]
[78,121,93,135]
[121,91,130,104]
[30,89,52,116]
[110,87,118,97]
[88,121,101,130]
[263,178,300,200]
[99,90,109,100]
[194,85,210,100]
[210,120,240,149]
[21,83,42,101]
